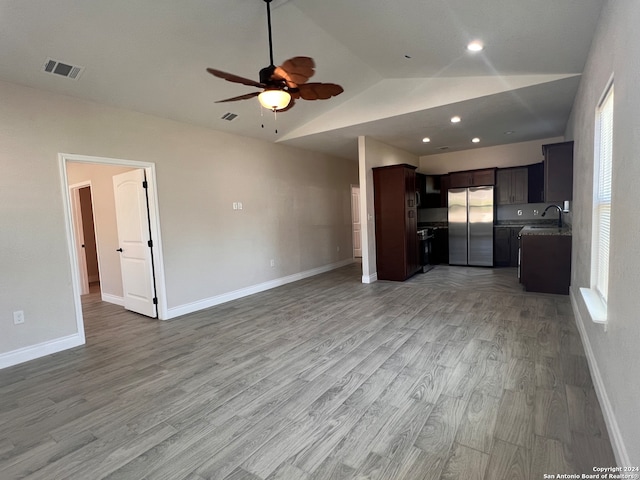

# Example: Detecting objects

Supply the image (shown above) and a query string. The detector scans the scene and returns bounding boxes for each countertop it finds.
[495,220,558,228]
[418,222,448,228]
[519,225,572,236]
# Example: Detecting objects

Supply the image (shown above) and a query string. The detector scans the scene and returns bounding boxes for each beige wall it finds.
[67,163,137,299]
[565,0,640,464]
[419,137,563,175]
[0,80,357,359]
[358,136,419,282]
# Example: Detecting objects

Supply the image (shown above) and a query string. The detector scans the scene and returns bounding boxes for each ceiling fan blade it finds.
[278,57,316,85]
[206,68,264,88]
[297,83,344,101]
[272,66,297,89]
[215,92,260,103]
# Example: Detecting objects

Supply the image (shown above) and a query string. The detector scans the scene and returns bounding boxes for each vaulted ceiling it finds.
[0,0,603,160]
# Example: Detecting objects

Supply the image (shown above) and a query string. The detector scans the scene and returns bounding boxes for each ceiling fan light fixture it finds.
[258,89,291,111]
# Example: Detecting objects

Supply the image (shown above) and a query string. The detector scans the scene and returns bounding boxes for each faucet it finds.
[542,204,563,228]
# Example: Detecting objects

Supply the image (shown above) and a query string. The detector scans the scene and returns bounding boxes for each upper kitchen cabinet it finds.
[496,167,528,205]
[528,162,545,203]
[543,141,574,202]
[373,164,420,281]
[449,168,496,188]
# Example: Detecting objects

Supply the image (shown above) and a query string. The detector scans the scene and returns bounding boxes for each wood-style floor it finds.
[0,264,616,479]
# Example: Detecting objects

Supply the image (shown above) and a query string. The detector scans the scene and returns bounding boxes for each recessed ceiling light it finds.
[472,137,481,143]
[422,137,431,143]
[467,41,484,52]
[451,116,461,123]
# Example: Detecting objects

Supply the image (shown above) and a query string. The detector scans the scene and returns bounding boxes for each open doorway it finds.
[69,182,100,296]
[351,185,362,258]
[60,153,167,343]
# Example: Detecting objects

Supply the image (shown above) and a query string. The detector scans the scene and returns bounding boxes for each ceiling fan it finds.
[206,0,343,112]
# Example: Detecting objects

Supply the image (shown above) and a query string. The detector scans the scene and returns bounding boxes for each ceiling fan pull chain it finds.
[274,109,278,134]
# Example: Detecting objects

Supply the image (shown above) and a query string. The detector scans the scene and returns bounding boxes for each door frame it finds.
[59,154,168,330]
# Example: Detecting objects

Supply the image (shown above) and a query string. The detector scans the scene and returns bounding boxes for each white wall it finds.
[565,0,640,465]
[0,80,357,362]
[67,163,136,300]
[419,137,563,174]
[358,136,419,282]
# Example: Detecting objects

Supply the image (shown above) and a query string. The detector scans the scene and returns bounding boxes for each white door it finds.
[113,169,157,317]
[351,186,362,258]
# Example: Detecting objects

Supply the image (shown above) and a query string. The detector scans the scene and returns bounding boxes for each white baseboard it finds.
[362,272,378,284]
[101,293,124,306]
[0,334,85,370]
[166,259,355,319]
[570,289,630,466]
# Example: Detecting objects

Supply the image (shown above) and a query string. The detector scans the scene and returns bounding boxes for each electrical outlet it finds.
[270,259,275,267]
[533,209,539,216]
[13,310,24,325]
[517,209,523,216]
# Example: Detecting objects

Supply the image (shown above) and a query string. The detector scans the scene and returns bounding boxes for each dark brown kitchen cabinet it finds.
[543,141,573,202]
[494,227,521,267]
[448,168,496,188]
[520,233,571,294]
[528,162,544,203]
[496,167,528,205]
[431,227,449,264]
[373,164,420,281]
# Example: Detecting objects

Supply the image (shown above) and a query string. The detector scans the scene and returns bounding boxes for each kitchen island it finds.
[519,225,572,294]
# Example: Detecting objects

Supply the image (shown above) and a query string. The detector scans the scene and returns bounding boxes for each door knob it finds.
[116,248,123,252]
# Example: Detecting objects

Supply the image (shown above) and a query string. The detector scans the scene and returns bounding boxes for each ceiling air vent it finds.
[43,58,84,80]
[438,146,450,151]
[221,112,238,121]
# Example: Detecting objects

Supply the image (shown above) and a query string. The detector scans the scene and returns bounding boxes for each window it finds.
[593,82,614,304]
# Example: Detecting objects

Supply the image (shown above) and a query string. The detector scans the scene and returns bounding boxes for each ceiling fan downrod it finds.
[264,0,275,67]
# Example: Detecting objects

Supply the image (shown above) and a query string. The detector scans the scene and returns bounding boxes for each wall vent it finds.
[221,113,238,121]
[43,58,84,80]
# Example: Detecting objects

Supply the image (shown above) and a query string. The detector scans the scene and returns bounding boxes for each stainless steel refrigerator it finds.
[448,186,494,266]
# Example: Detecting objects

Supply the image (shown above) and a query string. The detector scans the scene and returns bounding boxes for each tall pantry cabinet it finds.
[373,164,420,281]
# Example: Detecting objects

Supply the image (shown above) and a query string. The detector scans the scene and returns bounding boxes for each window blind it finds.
[595,84,613,302]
